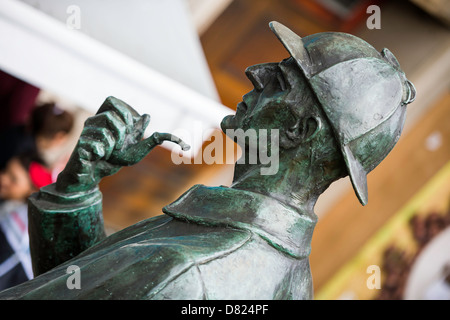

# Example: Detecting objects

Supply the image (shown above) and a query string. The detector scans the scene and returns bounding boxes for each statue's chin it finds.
[220,115,235,132]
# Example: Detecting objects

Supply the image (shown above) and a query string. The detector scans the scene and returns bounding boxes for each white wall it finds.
[18,0,219,100]
[0,0,233,156]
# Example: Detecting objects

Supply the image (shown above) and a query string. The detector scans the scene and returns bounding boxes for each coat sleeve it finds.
[27,183,106,277]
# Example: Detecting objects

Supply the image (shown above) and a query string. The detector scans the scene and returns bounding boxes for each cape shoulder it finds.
[0,215,251,299]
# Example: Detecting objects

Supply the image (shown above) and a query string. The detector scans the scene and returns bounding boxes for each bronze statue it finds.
[0,22,415,299]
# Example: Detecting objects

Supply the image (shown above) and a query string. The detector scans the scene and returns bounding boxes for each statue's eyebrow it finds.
[276,70,287,91]
[278,62,292,89]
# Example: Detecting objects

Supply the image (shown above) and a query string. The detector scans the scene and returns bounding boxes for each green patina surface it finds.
[0,22,415,300]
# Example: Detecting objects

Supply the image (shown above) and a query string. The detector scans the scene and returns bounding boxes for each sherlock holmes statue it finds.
[0,22,415,299]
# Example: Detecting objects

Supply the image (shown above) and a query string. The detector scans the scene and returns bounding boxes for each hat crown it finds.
[269,21,415,205]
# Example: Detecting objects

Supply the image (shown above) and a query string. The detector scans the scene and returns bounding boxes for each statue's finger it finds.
[110,132,189,166]
[78,137,107,161]
[96,96,138,126]
[152,133,190,151]
[80,126,115,160]
[85,112,126,149]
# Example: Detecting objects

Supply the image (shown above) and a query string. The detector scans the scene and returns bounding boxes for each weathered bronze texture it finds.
[0,22,415,299]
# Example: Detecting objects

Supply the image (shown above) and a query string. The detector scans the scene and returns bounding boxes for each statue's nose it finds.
[245,63,278,92]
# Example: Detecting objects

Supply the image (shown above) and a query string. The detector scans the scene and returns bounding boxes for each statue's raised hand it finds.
[55,96,189,193]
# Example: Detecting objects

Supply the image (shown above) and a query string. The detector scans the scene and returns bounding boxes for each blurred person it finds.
[0,102,74,180]
[0,152,52,290]
[28,102,75,180]
[0,69,40,170]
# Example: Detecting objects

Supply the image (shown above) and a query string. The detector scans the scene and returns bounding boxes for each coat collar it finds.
[163,185,317,259]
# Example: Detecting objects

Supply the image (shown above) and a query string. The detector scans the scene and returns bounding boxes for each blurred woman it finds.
[0,102,74,179]
[0,152,52,289]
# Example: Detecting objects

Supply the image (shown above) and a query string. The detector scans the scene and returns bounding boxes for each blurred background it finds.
[0,0,448,299]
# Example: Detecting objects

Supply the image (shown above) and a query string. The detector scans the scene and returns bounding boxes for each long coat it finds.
[0,185,317,299]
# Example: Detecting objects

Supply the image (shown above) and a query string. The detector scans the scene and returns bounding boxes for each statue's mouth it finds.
[220,100,249,132]
[236,101,248,114]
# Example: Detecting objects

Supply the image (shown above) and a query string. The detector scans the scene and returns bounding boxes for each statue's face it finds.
[221,57,310,134]
[220,55,346,182]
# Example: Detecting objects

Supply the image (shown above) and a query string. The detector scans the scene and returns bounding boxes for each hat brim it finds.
[269,21,313,79]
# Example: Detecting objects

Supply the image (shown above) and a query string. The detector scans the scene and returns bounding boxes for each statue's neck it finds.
[230,161,327,214]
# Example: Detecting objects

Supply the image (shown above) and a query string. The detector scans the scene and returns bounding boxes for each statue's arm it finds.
[28,96,189,276]
[28,184,104,276]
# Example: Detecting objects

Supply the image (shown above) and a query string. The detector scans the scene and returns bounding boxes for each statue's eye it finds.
[276,73,287,91]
